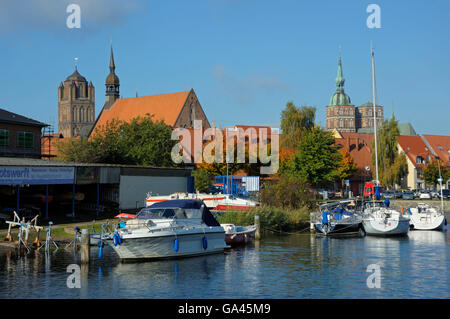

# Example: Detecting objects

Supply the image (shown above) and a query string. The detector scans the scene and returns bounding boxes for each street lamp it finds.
[436,156,444,213]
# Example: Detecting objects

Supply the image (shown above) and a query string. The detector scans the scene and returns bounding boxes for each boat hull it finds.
[314,222,363,236]
[108,230,226,261]
[410,214,446,231]
[225,227,256,245]
[362,218,410,236]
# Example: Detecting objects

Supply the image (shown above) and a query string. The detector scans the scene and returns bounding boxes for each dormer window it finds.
[416,156,423,164]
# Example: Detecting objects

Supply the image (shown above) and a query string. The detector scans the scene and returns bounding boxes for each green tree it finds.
[191,168,212,193]
[119,115,176,167]
[423,159,450,188]
[336,148,357,188]
[372,115,408,188]
[58,115,176,167]
[280,102,316,150]
[285,126,342,187]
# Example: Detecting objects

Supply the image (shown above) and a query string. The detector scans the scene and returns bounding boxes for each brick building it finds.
[0,108,47,158]
[326,55,384,133]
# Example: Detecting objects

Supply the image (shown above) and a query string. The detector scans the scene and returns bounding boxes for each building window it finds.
[17,131,34,148]
[416,156,423,165]
[0,129,9,146]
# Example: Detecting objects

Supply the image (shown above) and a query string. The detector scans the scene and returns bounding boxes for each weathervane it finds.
[74,57,79,70]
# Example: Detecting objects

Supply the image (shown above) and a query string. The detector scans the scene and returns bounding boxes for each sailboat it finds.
[361,49,410,236]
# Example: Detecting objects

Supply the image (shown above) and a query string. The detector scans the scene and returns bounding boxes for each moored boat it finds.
[145,192,225,209]
[362,201,410,236]
[211,194,259,212]
[408,203,446,231]
[221,224,257,245]
[311,200,364,236]
[107,200,226,261]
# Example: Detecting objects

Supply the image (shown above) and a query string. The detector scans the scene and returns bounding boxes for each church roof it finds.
[359,101,382,108]
[90,90,191,136]
[329,56,352,106]
[65,67,87,82]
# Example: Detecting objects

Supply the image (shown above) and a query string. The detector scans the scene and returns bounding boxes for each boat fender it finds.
[117,233,122,245]
[98,241,103,258]
[445,219,447,226]
[202,236,208,250]
[174,238,179,252]
[113,234,118,246]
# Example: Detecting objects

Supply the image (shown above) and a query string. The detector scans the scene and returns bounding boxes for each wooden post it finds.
[81,228,90,264]
[254,215,261,241]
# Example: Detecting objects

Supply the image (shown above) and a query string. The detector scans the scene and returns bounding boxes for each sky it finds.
[0,0,449,135]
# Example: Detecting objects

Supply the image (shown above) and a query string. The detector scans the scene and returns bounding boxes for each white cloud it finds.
[0,0,145,35]
[213,65,290,104]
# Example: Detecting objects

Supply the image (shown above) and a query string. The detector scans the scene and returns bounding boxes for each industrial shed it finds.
[0,157,193,220]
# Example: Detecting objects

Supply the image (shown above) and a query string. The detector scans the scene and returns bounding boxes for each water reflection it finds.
[0,231,448,299]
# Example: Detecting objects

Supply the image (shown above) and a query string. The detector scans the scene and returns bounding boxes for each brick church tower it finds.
[58,65,95,138]
[326,55,356,132]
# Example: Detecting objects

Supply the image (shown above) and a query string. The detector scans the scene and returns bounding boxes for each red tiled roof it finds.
[398,136,435,168]
[422,135,450,165]
[91,91,191,137]
[335,132,374,172]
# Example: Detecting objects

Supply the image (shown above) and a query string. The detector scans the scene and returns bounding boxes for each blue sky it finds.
[0,0,449,135]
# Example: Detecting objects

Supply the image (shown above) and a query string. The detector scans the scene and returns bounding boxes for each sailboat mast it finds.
[371,50,379,186]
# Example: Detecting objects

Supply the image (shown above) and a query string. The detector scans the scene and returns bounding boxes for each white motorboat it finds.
[408,203,446,231]
[211,194,259,212]
[311,200,364,236]
[145,192,259,212]
[362,201,410,236]
[108,199,226,261]
[145,192,225,209]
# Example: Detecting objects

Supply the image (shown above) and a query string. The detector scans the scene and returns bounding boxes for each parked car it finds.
[430,190,440,199]
[317,189,335,199]
[439,189,450,199]
[402,190,415,200]
[383,190,395,199]
[394,190,403,198]
[419,190,432,200]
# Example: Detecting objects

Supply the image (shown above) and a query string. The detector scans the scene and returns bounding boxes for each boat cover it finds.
[149,199,221,227]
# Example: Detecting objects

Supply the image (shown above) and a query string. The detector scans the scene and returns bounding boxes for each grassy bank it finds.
[0,219,116,244]
[215,206,311,233]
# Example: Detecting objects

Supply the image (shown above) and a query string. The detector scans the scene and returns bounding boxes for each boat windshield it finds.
[135,207,203,219]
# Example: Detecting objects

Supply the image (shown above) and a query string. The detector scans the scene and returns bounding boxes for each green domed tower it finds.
[326,55,356,132]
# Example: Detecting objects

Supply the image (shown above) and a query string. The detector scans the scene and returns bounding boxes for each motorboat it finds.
[145,192,225,209]
[362,201,410,236]
[408,203,446,231]
[107,200,226,261]
[146,192,259,212]
[310,200,364,236]
[211,194,259,212]
[221,224,257,245]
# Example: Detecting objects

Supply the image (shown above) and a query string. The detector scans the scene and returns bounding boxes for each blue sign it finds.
[0,166,74,185]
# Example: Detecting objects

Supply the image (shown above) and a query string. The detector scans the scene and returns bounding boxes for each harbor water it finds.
[0,230,448,299]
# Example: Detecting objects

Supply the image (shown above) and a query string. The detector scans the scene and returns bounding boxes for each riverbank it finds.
[0,219,117,245]
[215,206,311,232]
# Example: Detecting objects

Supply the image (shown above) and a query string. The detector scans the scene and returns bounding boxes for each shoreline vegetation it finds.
[0,199,448,246]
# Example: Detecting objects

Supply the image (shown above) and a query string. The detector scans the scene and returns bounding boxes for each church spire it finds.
[105,42,120,108]
[109,45,115,73]
[336,54,345,92]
